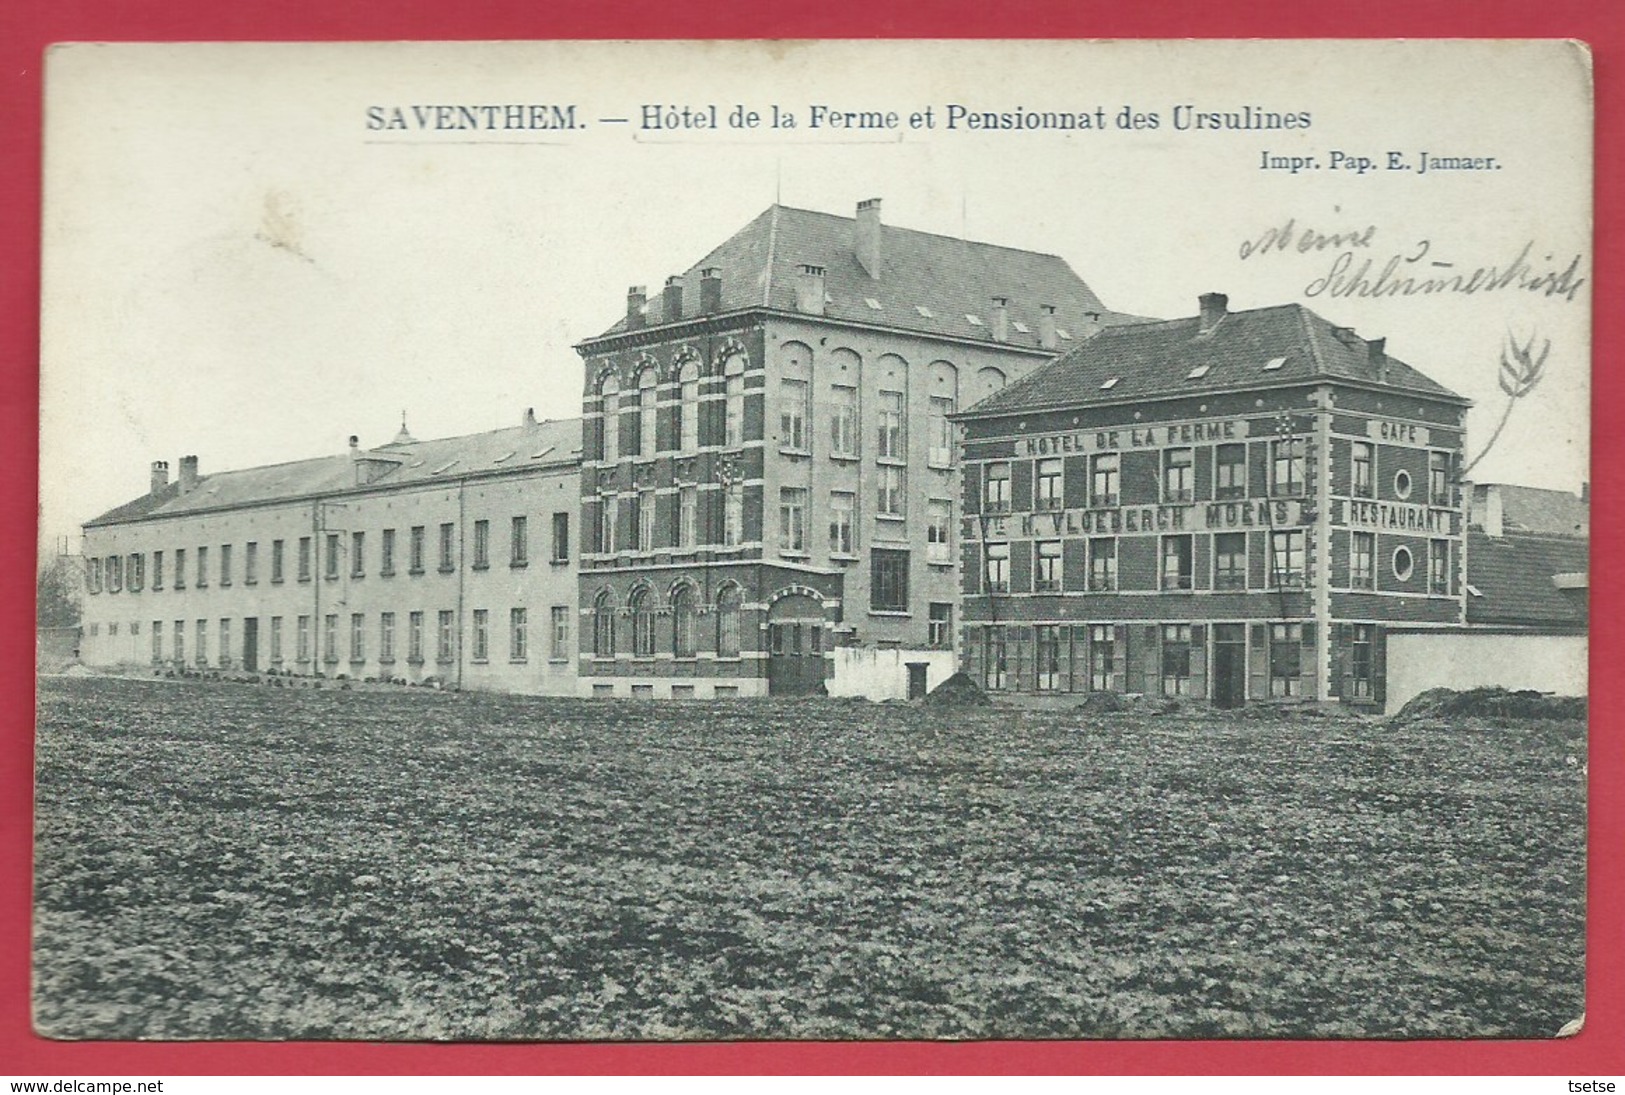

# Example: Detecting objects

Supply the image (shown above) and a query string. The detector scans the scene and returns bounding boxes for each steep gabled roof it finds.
[1465,530,1588,628]
[590,203,1147,349]
[1476,483,1590,538]
[85,418,582,528]
[964,301,1466,417]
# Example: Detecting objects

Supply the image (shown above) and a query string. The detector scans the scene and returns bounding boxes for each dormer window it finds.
[1263,356,1286,371]
[1187,364,1211,379]
[1100,377,1120,390]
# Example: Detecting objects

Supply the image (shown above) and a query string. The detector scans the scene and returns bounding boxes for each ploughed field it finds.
[33,676,1585,1040]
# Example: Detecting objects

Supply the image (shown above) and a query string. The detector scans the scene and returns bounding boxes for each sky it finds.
[39,40,1592,556]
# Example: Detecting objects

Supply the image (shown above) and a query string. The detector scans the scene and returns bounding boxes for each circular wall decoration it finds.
[1392,545,1415,582]
[1393,469,1413,500]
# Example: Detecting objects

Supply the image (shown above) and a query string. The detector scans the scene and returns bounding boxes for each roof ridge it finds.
[773,203,1068,260]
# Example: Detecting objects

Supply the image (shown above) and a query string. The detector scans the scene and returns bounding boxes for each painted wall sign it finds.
[1364,419,1434,447]
[1342,499,1451,533]
[967,499,1302,540]
[1018,418,1254,458]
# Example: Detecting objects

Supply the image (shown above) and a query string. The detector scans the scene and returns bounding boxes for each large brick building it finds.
[78,414,582,695]
[572,199,1143,697]
[955,293,1472,707]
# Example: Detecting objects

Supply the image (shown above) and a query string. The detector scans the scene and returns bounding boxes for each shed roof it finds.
[1465,530,1588,628]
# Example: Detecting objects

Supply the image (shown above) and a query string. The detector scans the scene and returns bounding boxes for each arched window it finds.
[723,351,747,447]
[716,585,742,658]
[592,588,617,657]
[599,373,620,462]
[629,587,655,657]
[671,585,696,658]
[678,359,700,453]
[636,367,658,456]
[977,366,1007,402]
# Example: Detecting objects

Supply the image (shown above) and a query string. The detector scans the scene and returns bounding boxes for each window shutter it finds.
[1249,441,1269,498]
[1111,624,1127,693]
[1300,622,1319,700]
[963,543,982,596]
[1190,624,1207,699]
[1249,622,1268,701]
[1008,540,1032,593]
[1142,624,1160,695]
[1062,539,1088,592]
[1193,535,1211,592]
[1010,460,1034,513]
[964,464,983,515]
[1249,530,1268,589]
[1122,450,1160,505]
[1064,455,1090,508]
[1194,446,1214,501]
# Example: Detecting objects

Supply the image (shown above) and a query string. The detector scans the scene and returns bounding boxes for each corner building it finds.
[573,199,1144,697]
[955,294,1469,707]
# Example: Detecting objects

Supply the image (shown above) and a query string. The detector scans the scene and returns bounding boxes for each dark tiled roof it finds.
[965,301,1465,416]
[1475,483,1589,538]
[86,418,582,528]
[591,204,1146,348]
[1465,530,1588,627]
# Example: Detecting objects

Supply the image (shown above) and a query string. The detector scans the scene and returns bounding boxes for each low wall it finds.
[1385,630,1587,715]
[828,647,956,701]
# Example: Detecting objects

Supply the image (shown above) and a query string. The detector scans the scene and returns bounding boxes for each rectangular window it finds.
[1091,453,1120,507]
[472,609,489,662]
[1271,437,1306,497]
[297,537,312,582]
[350,613,365,664]
[1090,624,1115,692]
[173,619,185,663]
[409,526,425,574]
[1161,623,1193,695]
[408,612,424,663]
[877,391,905,460]
[637,490,655,552]
[129,553,144,592]
[152,550,165,591]
[173,548,186,590]
[218,618,231,668]
[107,556,123,593]
[830,384,858,456]
[438,523,455,572]
[1349,623,1375,699]
[1036,458,1064,510]
[723,484,743,547]
[437,610,455,663]
[511,516,529,566]
[1163,448,1194,503]
[829,490,855,555]
[379,613,395,663]
[323,614,338,664]
[325,533,340,580]
[196,545,208,588]
[871,548,910,611]
[725,367,745,447]
[243,542,257,585]
[1161,535,1194,590]
[779,378,809,450]
[350,532,365,578]
[1352,442,1374,499]
[509,607,528,661]
[877,466,905,518]
[1270,530,1307,588]
[678,487,697,550]
[1351,531,1376,589]
[1429,452,1451,506]
[599,494,618,553]
[195,619,208,666]
[984,462,1011,512]
[87,557,102,594]
[380,529,395,576]
[1035,624,1062,692]
[271,540,284,583]
[1430,539,1451,594]
[1270,622,1304,697]
[985,542,1010,593]
[926,500,952,564]
[270,616,283,664]
[1214,532,1247,590]
[928,395,955,467]
[1088,537,1117,592]
[551,605,570,660]
[779,488,807,553]
[551,512,569,563]
[151,621,163,663]
[1036,540,1064,592]
[296,615,310,663]
[928,603,953,648]
[983,626,1009,691]
[218,544,232,587]
[1215,443,1247,500]
[473,520,489,568]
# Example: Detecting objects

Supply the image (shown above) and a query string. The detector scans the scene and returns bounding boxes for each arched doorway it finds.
[766,592,826,696]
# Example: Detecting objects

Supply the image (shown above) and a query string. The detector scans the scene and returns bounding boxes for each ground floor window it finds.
[1349,623,1375,699]
[593,591,616,657]
[1161,623,1193,695]
[1035,625,1062,690]
[1269,622,1303,697]
[927,603,952,648]
[982,625,1008,691]
[716,586,742,658]
[1090,624,1114,691]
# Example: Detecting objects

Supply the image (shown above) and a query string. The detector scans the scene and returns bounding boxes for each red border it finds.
[3,0,1618,1076]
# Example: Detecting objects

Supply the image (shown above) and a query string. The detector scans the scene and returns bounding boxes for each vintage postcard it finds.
[35,40,1590,1040]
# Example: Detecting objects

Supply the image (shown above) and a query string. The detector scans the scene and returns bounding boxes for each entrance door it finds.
[766,593,826,696]
[906,662,928,700]
[242,617,259,673]
[1212,623,1245,708]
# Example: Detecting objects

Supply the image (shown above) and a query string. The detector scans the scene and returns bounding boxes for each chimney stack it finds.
[1198,292,1229,334]
[150,460,169,496]
[700,267,722,314]
[854,197,882,279]
[178,455,199,494]
[626,286,647,330]
[1483,484,1505,538]
[662,275,684,323]
[795,264,827,316]
[1367,336,1390,382]
[990,297,1010,343]
[523,407,538,428]
[1038,304,1058,350]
